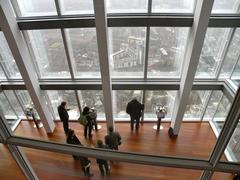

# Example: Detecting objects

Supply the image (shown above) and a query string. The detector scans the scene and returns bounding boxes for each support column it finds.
[0,1,55,133]
[93,0,113,128]
[0,106,38,179]
[170,0,214,135]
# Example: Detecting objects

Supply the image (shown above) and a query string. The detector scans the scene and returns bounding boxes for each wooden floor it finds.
[0,121,233,179]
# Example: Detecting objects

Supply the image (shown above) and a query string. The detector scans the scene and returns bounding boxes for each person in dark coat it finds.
[66,129,93,177]
[82,106,93,138]
[105,126,121,150]
[126,98,144,131]
[96,140,110,176]
[58,101,69,135]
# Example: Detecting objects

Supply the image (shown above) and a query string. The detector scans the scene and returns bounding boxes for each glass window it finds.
[106,0,148,13]
[109,27,146,78]
[27,30,70,78]
[203,91,223,121]
[183,91,210,120]
[15,90,33,110]
[0,93,17,119]
[231,58,240,80]
[219,28,240,79]
[66,28,100,78]
[15,0,57,17]
[223,121,240,162]
[152,0,196,13]
[4,91,26,119]
[46,90,79,120]
[59,0,94,15]
[113,90,142,119]
[195,28,230,78]
[212,95,231,133]
[147,27,189,78]
[144,91,176,119]
[78,90,105,119]
[212,0,240,14]
[0,32,21,79]
[0,66,6,79]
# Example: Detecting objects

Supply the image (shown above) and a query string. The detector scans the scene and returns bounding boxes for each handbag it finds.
[78,113,87,126]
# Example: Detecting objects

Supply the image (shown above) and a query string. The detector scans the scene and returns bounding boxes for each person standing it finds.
[82,106,93,138]
[66,129,93,177]
[58,101,69,135]
[96,140,110,176]
[105,126,121,150]
[126,98,144,131]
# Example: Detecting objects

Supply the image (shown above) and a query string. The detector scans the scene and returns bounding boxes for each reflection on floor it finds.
[3,121,232,180]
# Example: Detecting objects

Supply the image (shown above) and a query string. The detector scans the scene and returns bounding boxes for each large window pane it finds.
[0,32,21,79]
[27,30,70,78]
[212,0,240,14]
[183,91,210,120]
[147,27,189,78]
[0,93,17,119]
[144,91,176,119]
[195,28,230,78]
[106,0,147,13]
[59,0,94,15]
[0,66,6,79]
[109,27,146,78]
[113,90,142,119]
[212,95,231,132]
[15,0,57,17]
[152,0,195,13]
[4,91,26,119]
[219,28,240,79]
[78,90,105,119]
[15,90,33,110]
[231,58,240,79]
[223,121,240,162]
[203,91,223,121]
[46,90,79,120]
[67,28,100,78]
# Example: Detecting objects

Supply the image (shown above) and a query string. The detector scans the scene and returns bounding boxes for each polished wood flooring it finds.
[0,121,234,180]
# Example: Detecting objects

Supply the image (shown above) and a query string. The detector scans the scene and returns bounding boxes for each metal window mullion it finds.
[22,31,42,79]
[141,90,145,123]
[148,0,152,14]
[54,0,62,16]
[230,49,240,78]
[200,90,212,121]
[10,0,21,18]
[3,91,19,119]
[144,26,150,79]
[0,61,10,80]
[61,29,75,79]
[75,90,82,114]
[216,28,236,79]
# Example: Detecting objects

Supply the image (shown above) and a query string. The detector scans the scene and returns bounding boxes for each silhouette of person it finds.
[58,101,69,135]
[126,98,144,130]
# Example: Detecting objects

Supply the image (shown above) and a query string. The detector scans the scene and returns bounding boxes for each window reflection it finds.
[0,32,21,79]
[109,27,146,78]
[144,91,176,119]
[113,90,142,119]
[27,30,70,78]
[46,90,79,120]
[59,0,94,15]
[67,28,100,78]
[78,90,105,119]
[15,0,57,17]
[147,27,189,78]
[196,28,231,78]
[106,0,147,13]
[184,91,210,120]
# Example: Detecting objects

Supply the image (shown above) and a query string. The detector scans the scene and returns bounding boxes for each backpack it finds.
[78,113,87,126]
